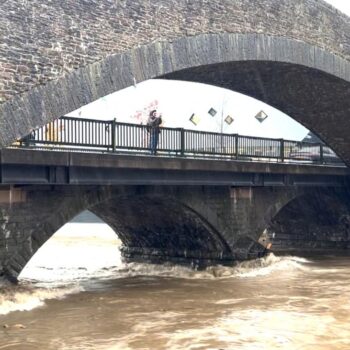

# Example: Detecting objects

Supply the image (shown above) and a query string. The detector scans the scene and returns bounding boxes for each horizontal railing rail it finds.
[13,116,345,166]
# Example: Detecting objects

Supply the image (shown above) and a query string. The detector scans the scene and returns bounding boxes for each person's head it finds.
[149,110,157,119]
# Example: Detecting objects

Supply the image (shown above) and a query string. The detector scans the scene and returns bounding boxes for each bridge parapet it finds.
[14,116,346,166]
[0,147,348,186]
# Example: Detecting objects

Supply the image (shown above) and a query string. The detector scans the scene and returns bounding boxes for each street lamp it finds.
[208,95,234,133]
[208,94,235,153]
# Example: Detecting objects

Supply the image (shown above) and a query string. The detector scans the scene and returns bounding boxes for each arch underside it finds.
[89,195,234,266]
[162,60,350,162]
[1,33,350,164]
[267,188,350,251]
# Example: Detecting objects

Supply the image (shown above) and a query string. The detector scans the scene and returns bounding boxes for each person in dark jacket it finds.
[147,109,162,155]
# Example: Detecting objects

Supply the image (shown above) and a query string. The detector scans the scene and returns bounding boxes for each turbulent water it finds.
[1,223,350,350]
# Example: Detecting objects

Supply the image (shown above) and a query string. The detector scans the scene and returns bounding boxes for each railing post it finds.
[111,118,116,152]
[280,139,284,162]
[179,128,185,156]
[234,134,239,159]
[320,143,324,164]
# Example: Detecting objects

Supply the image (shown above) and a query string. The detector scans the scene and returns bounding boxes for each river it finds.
[1,221,350,350]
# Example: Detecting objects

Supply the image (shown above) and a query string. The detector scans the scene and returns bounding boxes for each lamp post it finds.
[208,94,234,153]
[220,94,227,134]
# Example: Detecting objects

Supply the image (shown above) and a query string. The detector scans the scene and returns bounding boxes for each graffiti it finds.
[132,99,159,124]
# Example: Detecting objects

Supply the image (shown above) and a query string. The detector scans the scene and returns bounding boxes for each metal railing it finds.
[14,116,344,165]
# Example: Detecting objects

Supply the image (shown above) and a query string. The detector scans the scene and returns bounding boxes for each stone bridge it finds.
[0,147,348,282]
[1,0,350,164]
[1,183,350,282]
[1,0,350,282]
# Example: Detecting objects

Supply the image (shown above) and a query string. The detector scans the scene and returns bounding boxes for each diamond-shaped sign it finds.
[189,113,200,126]
[225,115,234,125]
[255,110,268,123]
[208,108,217,117]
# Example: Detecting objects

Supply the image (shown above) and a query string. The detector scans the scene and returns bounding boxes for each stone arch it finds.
[1,33,350,163]
[89,194,233,266]
[266,188,350,251]
[243,187,350,247]
[18,209,119,281]
[1,186,116,282]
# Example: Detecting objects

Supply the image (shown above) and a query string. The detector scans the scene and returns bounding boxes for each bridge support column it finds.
[173,186,303,260]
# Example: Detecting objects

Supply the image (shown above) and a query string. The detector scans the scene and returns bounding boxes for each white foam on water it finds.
[0,284,83,315]
[0,252,309,316]
[108,253,310,280]
[229,254,310,278]
[1,219,311,316]
[1,222,119,315]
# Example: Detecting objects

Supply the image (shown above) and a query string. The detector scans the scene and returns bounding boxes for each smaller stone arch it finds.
[90,194,233,267]
[18,209,120,282]
[266,188,350,252]
[0,186,116,282]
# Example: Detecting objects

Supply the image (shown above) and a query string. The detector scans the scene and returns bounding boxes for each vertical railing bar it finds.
[280,139,284,162]
[74,118,77,145]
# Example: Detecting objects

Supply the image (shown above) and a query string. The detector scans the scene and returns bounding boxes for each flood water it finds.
[1,222,350,350]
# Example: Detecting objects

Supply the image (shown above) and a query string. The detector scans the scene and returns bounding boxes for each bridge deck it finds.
[0,148,348,186]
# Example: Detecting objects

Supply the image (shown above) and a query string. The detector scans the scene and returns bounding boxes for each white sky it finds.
[324,0,350,16]
[68,0,349,141]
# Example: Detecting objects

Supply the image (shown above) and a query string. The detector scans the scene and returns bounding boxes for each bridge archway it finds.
[266,188,350,251]
[238,187,350,249]
[89,194,232,266]
[19,210,121,282]
[1,33,350,163]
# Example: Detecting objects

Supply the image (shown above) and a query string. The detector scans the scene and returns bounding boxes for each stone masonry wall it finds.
[1,0,349,104]
[1,184,298,281]
[0,183,342,282]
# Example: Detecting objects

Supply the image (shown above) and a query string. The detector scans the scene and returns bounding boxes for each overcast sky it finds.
[324,0,350,15]
[69,0,349,141]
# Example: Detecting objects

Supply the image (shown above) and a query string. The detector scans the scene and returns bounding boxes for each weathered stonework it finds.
[1,0,348,105]
[0,184,310,282]
[0,183,348,282]
[1,0,350,165]
[267,188,350,252]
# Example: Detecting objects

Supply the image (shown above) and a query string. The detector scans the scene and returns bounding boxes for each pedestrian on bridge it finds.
[147,109,162,155]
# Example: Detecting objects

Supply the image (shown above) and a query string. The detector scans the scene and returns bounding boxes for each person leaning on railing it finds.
[146,109,162,155]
